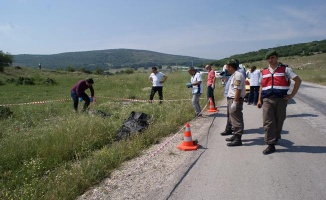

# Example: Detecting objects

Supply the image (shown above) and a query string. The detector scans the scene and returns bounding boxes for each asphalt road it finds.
[164,81,326,200]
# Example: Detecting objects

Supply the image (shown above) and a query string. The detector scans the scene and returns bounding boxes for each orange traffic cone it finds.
[207,97,218,112]
[177,122,199,151]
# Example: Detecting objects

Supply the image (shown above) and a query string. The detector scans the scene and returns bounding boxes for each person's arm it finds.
[211,70,216,85]
[89,85,94,97]
[284,76,301,101]
[231,87,242,111]
[257,85,263,108]
[160,75,168,83]
[233,75,242,102]
[233,89,241,103]
[192,74,202,86]
[192,81,202,86]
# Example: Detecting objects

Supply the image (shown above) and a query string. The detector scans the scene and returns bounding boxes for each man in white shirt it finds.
[187,67,203,117]
[149,67,168,104]
[247,66,261,105]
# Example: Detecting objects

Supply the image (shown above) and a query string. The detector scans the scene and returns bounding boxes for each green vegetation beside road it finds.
[0,67,224,199]
[245,53,326,85]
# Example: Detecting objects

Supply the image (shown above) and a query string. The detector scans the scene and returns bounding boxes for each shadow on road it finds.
[205,112,227,118]
[278,139,326,153]
[241,138,326,153]
[242,128,291,146]
[287,98,296,104]
[242,137,265,146]
[245,127,289,135]
[245,127,264,135]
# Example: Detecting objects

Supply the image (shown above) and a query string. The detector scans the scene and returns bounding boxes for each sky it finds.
[1,0,326,59]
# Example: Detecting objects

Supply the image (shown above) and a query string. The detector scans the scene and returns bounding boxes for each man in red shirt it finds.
[70,78,95,112]
[205,65,216,108]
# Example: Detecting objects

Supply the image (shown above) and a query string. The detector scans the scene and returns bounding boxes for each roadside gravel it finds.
[78,110,218,200]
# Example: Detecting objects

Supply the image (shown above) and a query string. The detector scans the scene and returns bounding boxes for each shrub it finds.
[44,77,56,85]
[0,106,13,119]
[16,77,35,85]
[6,78,16,83]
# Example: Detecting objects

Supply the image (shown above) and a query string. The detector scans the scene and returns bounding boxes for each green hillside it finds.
[209,39,326,67]
[13,49,213,70]
[11,39,326,72]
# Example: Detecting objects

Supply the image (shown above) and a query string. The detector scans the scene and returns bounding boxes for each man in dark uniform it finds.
[70,78,95,112]
[225,59,246,146]
[258,50,301,154]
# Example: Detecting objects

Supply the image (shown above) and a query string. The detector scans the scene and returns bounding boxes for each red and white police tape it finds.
[0,96,206,107]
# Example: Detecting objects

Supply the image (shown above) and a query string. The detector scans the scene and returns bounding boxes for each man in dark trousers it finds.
[258,50,301,155]
[224,59,246,146]
[70,78,95,112]
[149,67,168,104]
[220,61,246,136]
[205,65,216,108]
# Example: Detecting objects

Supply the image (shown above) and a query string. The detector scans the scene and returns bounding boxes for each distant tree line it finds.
[209,39,326,67]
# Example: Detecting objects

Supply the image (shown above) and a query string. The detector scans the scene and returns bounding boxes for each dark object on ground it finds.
[45,77,56,85]
[89,109,112,118]
[0,106,13,119]
[117,111,150,141]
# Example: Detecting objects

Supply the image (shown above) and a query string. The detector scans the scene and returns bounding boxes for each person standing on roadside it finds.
[70,78,95,112]
[220,61,246,136]
[247,66,261,105]
[224,59,246,146]
[187,67,203,117]
[205,65,216,108]
[149,67,168,104]
[257,50,301,155]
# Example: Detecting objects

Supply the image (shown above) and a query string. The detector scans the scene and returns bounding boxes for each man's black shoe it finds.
[263,145,275,155]
[220,131,232,136]
[225,135,236,142]
[227,135,242,146]
[227,140,242,146]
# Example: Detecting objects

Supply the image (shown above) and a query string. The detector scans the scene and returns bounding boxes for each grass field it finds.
[0,67,224,199]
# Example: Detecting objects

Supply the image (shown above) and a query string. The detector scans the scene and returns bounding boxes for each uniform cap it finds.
[265,50,278,59]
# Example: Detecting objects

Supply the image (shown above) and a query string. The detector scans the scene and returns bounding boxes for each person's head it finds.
[225,59,239,74]
[205,65,212,71]
[86,78,94,86]
[188,67,196,75]
[265,50,278,65]
[151,67,158,74]
[250,65,257,72]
